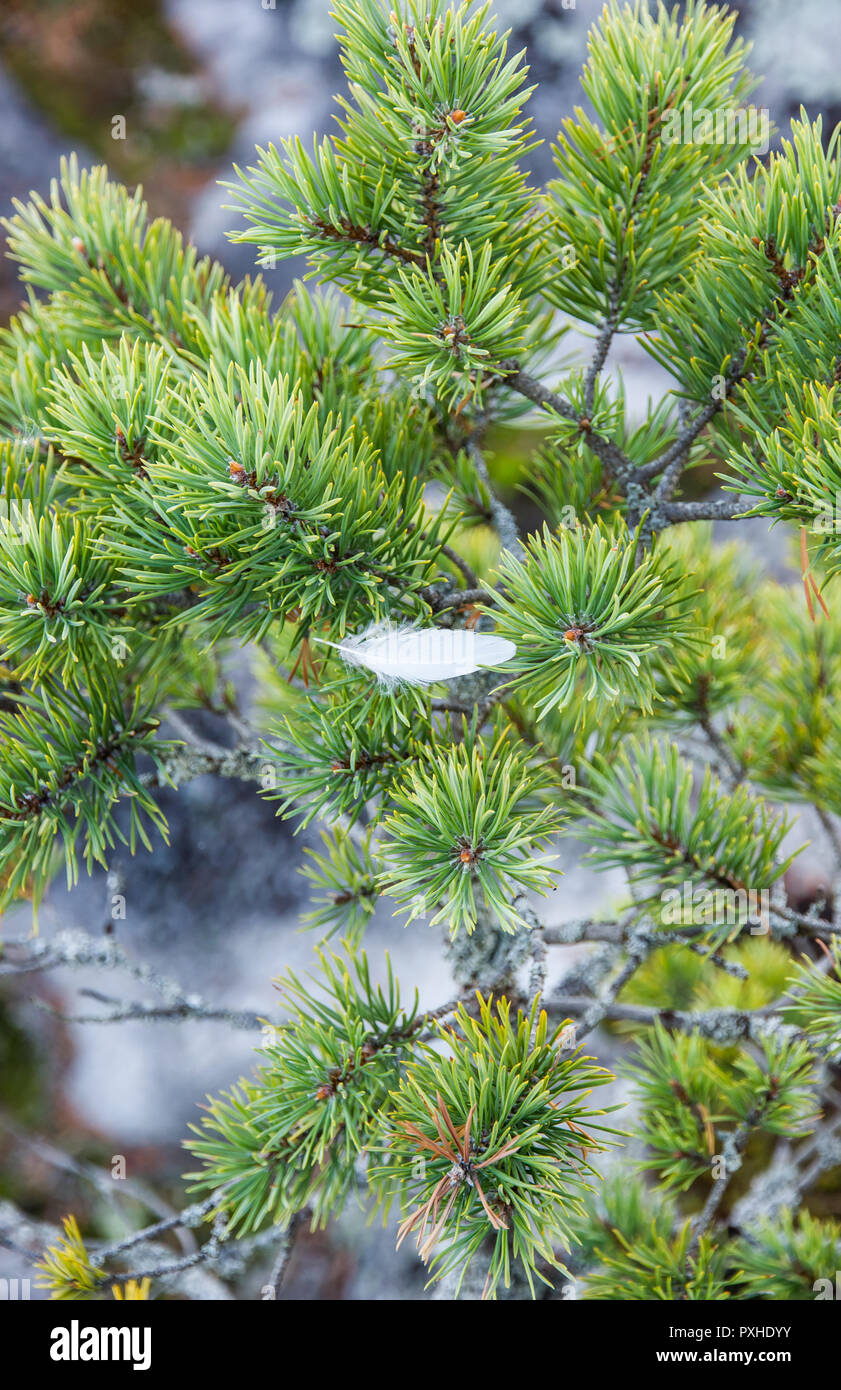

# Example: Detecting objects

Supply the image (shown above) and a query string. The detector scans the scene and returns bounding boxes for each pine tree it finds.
[4,0,841,1301]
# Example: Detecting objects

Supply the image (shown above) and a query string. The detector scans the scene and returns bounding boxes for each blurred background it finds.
[0,0,839,1300]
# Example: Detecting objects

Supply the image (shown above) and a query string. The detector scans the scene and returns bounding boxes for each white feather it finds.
[313,622,516,687]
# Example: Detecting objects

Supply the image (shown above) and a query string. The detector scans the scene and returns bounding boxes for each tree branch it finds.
[583,293,621,415]
[546,995,798,1045]
[661,495,748,522]
[1,928,264,1031]
[500,365,635,479]
[464,435,523,558]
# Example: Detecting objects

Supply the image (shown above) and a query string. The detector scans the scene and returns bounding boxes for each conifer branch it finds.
[662,496,748,522]
[308,215,426,268]
[583,297,621,416]
[500,366,636,479]
[547,997,798,1046]
[0,928,261,1030]
[31,990,262,1031]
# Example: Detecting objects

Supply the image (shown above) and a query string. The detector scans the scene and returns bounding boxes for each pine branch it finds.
[0,1116,194,1250]
[546,995,800,1046]
[689,1113,755,1249]
[463,435,522,558]
[698,713,745,783]
[308,215,427,269]
[541,917,630,945]
[263,1212,307,1298]
[662,496,748,522]
[635,358,749,486]
[31,989,262,1031]
[97,1195,226,1263]
[0,928,261,1030]
[500,365,636,479]
[583,295,621,415]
